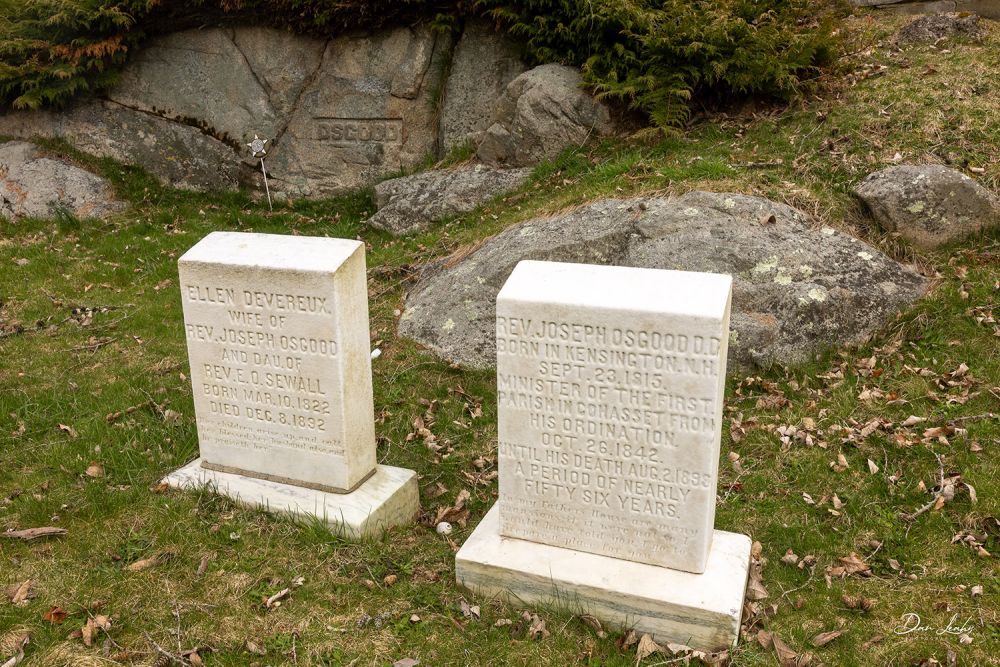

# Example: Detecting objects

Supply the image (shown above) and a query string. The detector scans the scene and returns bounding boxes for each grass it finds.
[1,11,999,667]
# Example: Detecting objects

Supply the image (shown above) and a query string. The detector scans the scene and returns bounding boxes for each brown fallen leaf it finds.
[524,612,548,639]
[80,615,111,647]
[635,634,662,663]
[579,614,606,638]
[42,606,67,624]
[126,557,159,572]
[57,424,78,438]
[3,527,67,540]
[85,462,104,478]
[393,659,420,667]
[7,581,32,607]
[811,630,844,647]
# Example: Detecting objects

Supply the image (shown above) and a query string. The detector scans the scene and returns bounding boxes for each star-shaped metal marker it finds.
[247,134,272,211]
[247,134,268,158]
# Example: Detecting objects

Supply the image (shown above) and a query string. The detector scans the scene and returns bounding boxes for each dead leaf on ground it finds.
[42,607,67,624]
[57,424,78,438]
[3,527,67,540]
[85,462,104,478]
[811,630,844,647]
[393,659,419,667]
[579,614,606,638]
[5,581,32,607]
[459,600,480,620]
[523,612,549,639]
[635,634,662,663]
[80,615,111,647]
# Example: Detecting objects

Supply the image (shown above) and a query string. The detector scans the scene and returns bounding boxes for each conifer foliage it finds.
[0,0,845,129]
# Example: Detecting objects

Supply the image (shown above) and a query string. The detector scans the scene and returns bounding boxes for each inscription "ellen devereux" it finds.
[314,118,403,144]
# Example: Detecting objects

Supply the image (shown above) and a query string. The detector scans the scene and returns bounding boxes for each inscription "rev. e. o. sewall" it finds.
[314,118,403,144]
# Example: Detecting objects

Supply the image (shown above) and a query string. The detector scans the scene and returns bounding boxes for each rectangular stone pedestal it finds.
[456,504,751,652]
[163,458,419,538]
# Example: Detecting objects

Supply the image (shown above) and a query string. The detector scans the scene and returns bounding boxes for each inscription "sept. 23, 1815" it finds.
[495,261,731,573]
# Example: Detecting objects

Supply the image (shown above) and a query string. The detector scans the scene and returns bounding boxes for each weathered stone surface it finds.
[440,19,527,153]
[179,232,377,493]
[855,165,1000,249]
[457,505,751,651]
[268,26,452,197]
[496,261,732,572]
[164,460,419,538]
[477,64,614,167]
[399,192,928,369]
[0,101,239,191]
[894,12,987,43]
[0,141,122,220]
[367,163,531,235]
[232,27,327,119]
[110,29,277,148]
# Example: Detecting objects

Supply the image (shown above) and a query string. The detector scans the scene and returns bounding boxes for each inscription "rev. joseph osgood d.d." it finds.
[495,260,732,574]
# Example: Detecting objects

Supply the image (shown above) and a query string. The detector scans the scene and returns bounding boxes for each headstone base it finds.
[456,505,751,652]
[162,458,419,538]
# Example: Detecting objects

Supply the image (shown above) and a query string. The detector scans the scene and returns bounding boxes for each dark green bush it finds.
[0,0,845,129]
[481,0,847,129]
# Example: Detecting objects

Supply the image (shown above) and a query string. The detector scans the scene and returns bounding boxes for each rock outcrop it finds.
[0,23,614,198]
[477,64,614,168]
[0,141,123,221]
[368,164,531,235]
[399,192,928,369]
[855,165,1000,249]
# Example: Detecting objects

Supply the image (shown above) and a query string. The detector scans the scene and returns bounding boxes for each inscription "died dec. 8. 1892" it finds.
[178,232,377,494]
[496,261,732,574]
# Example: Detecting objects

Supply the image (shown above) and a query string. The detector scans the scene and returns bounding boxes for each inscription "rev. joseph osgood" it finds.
[315,118,403,144]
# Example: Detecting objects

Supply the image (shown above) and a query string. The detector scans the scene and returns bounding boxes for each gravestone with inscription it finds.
[162,232,418,537]
[456,261,752,651]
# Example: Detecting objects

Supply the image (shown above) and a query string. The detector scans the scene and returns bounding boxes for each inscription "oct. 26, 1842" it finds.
[495,261,731,573]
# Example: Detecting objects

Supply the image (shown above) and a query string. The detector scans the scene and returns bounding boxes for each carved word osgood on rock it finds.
[0,141,122,221]
[399,192,928,369]
[164,232,419,537]
[855,164,1000,249]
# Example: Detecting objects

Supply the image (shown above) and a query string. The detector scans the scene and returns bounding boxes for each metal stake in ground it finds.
[247,134,272,211]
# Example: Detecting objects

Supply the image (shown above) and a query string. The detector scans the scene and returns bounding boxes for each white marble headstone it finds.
[178,232,376,493]
[496,261,731,573]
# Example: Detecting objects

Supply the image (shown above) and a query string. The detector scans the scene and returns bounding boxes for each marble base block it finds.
[456,504,751,651]
[163,458,419,538]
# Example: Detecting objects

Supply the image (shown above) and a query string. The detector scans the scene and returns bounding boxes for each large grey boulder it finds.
[894,12,987,44]
[440,19,527,153]
[0,142,122,220]
[0,101,240,191]
[855,165,1000,249]
[367,164,531,235]
[477,64,614,167]
[399,192,928,369]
